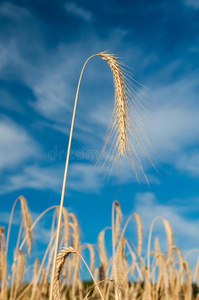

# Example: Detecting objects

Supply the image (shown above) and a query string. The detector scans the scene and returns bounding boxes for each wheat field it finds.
[0,196,198,300]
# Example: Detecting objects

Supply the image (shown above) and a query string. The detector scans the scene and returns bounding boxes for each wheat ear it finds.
[62,207,70,247]
[19,196,32,255]
[114,201,122,245]
[0,227,7,300]
[183,260,192,300]
[53,247,74,300]
[162,218,174,259]
[0,227,5,281]
[32,258,40,283]
[99,53,127,157]
[53,247,104,300]
[5,196,32,261]
[13,251,25,300]
[99,52,151,181]
[98,230,109,273]
[147,216,173,273]
[116,237,126,288]
[69,213,81,298]
[117,211,143,261]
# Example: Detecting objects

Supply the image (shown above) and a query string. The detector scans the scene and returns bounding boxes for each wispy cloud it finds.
[33,225,52,245]
[0,2,31,20]
[175,152,199,177]
[134,192,199,254]
[0,211,20,225]
[145,99,199,158]
[65,2,92,21]
[67,163,102,192]
[0,116,40,172]
[0,164,62,195]
[184,0,199,9]
[0,162,103,195]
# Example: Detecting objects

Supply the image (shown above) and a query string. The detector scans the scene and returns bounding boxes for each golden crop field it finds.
[0,196,198,300]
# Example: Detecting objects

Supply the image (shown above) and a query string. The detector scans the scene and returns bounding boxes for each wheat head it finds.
[99,52,151,181]
[19,196,32,255]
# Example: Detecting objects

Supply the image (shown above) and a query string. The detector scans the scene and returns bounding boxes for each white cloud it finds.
[0,40,21,72]
[28,48,75,124]
[33,225,52,245]
[0,211,20,225]
[0,41,83,126]
[67,163,102,192]
[0,162,103,195]
[134,192,199,254]
[65,2,92,21]
[145,102,199,157]
[175,152,199,176]
[141,75,199,171]
[0,2,31,20]
[0,116,40,172]
[0,164,62,194]
[184,0,199,9]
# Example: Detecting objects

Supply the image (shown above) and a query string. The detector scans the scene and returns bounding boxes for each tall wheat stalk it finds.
[49,51,150,300]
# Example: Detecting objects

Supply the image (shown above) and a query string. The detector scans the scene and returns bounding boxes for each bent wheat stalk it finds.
[50,52,150,300]
[53,247,104,300]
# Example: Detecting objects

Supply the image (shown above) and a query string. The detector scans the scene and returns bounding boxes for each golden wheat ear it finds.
[53,247,104,300]
[98,52,154,183]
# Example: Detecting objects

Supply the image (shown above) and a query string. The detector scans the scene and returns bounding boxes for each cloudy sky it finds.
[1,0,199,271]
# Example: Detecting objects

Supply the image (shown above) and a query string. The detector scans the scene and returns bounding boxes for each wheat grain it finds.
[133,213,142,256]
[19,196,32,255]
[116,237,125,287]
[54,247,104,300]
[183,260,192,300]
[98,230,109,272]
[32,258,40,283]
[114,201,122,245]
[0,227,5,282]
[13,251,25,300]
[53,247,75,300]
[99,53,128,157]
[99,52,151,181]
[69,213,81,299]
[162,219,173,259]
[62,208,70,247]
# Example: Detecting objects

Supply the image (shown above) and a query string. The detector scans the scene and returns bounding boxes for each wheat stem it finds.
[49,53,100,300]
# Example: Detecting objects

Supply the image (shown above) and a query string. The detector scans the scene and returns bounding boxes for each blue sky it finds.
[1,0,199,274]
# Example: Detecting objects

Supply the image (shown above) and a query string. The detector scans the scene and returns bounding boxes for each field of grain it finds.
[0,196,198,300]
